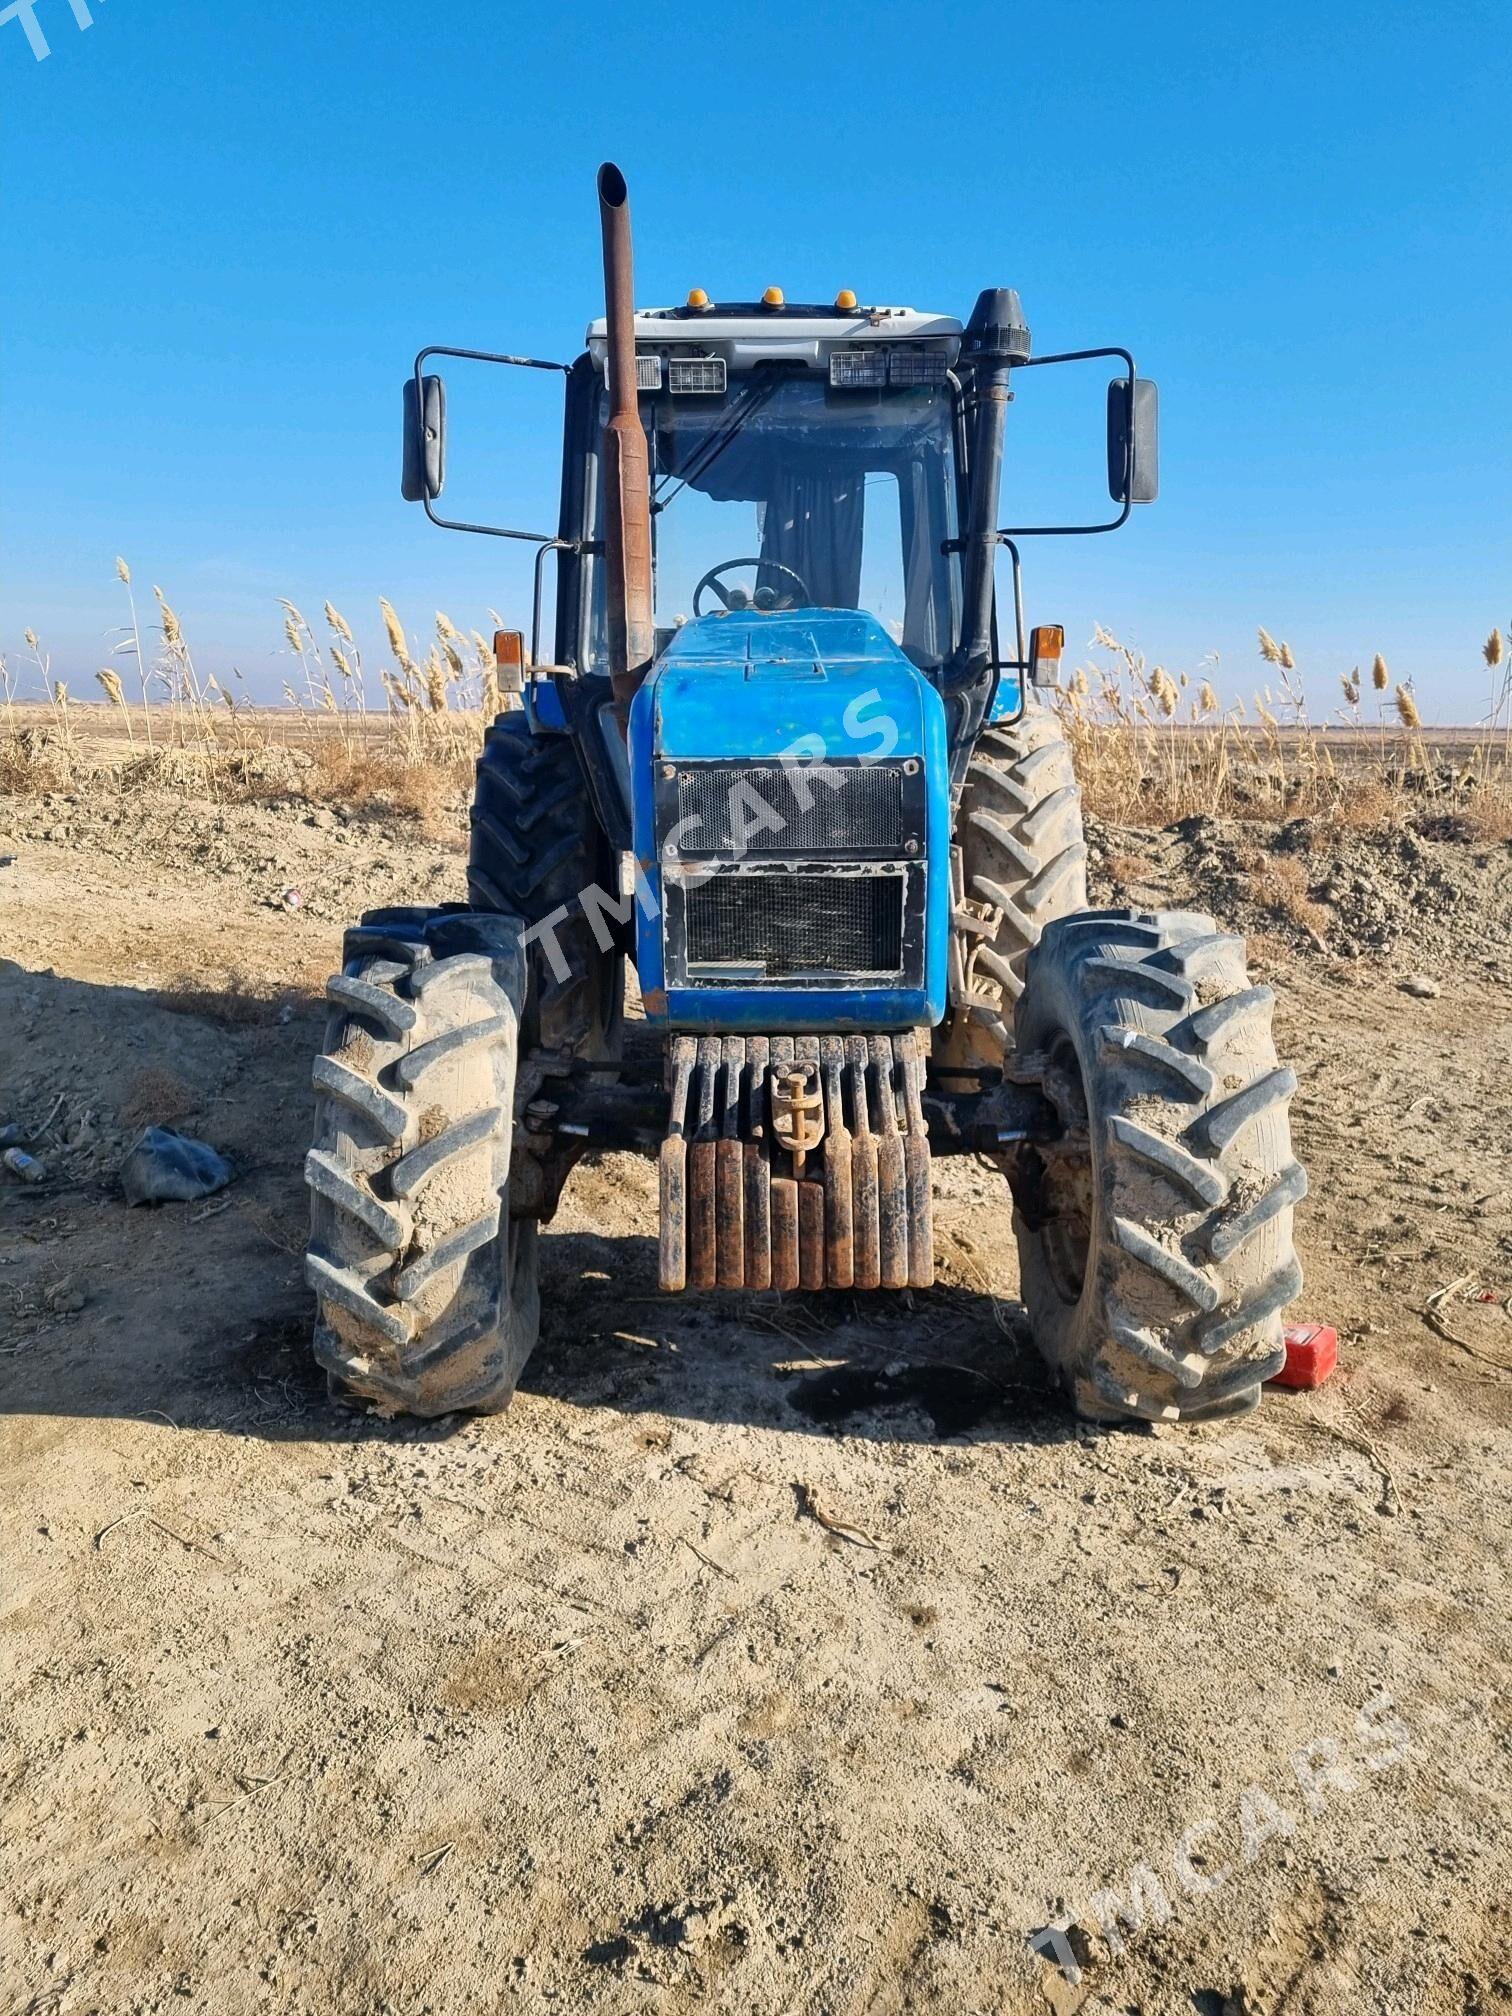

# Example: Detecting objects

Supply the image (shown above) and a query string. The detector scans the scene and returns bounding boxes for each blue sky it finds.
[2,0,1507,717]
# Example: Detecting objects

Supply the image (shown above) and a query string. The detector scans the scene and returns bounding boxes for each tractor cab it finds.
[579,300,966,680]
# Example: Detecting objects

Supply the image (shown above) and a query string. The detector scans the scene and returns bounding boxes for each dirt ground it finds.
[3,782,1511,2016]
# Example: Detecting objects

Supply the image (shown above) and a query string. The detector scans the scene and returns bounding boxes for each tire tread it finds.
[1014,909,1305,1423]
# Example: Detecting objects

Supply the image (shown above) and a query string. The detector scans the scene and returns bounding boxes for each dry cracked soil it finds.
[2,783,1511,2016]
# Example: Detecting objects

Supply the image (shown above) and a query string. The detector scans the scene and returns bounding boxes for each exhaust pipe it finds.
[597,162,655,722]
[947,287,1030,697]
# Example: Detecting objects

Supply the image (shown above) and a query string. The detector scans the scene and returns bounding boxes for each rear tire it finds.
[937,697,1088,1074]
[1012,909,1306,1423]
[468,714,622,1065]
[305,906,540,1418]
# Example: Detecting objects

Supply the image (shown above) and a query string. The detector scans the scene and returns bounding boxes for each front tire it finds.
[1012,909,1306,1423]
[305,906,540,1418]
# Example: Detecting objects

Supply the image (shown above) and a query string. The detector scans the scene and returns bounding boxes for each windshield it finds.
[579,370,962,674]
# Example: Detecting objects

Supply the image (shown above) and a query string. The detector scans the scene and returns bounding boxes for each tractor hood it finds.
[634,607,943,762]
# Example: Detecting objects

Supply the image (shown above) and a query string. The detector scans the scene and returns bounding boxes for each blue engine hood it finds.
[642,607,938,759]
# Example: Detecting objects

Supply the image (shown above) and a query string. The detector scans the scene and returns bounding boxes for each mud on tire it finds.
[468,713,622,1064]
[1013,909,1306,1423]
[305,905,540,1418]
[937,697,1088,1074]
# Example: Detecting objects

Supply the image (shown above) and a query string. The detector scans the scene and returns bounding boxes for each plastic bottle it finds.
[2,1147,46,1183]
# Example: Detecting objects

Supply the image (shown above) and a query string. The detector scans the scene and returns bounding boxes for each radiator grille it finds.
[675,763,906,856]
[684,873,904,978]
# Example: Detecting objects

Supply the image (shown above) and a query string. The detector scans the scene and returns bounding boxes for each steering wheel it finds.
[692,557,812,617]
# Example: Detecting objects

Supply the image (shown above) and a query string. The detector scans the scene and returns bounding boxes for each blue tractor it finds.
[305,166,1304,1424]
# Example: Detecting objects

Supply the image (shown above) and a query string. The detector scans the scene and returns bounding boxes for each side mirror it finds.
[402,374,446,502]
[1107,377,1158,504]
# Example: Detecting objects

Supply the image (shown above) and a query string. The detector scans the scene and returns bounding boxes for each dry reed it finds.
[2,571,507,816]
[5,591,1511,841]
[1053,624,1512,831]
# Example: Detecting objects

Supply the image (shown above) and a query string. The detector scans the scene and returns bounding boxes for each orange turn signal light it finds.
[686,287,710,309]
[493,628,526,694]
[1030,623,1065,665]
[835,288,858,311]
[761,285,785,308]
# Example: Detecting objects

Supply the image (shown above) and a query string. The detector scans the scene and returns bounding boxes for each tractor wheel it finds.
[468,713,622,1065]
[1012,909,1306,1424]
[936,696,1088,1075]
[305,906,540,1418]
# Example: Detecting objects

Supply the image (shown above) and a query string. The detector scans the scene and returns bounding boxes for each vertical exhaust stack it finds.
[948,287,1031,697]
[597,162,655,723]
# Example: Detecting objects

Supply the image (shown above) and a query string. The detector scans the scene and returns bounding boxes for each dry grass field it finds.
[5,590,1511,834]
[3,603,1512,2015]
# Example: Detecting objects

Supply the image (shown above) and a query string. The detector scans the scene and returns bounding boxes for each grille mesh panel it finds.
[675,764,905,856]
[685,873,904,978]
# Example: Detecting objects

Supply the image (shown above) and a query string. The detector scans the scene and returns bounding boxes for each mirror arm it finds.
[416,345,572,375]
[422,502,566,544]
[411,346,571,542]
[996,344,1138,539]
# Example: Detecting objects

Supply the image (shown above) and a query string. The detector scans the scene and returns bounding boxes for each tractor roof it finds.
[586,304,962,375]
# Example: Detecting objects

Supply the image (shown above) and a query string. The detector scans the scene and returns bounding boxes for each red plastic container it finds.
[1269,1322,1338,1390]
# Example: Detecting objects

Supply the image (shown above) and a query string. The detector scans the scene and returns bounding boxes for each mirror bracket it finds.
[405,344,572,544]
[995,345,1157,539]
